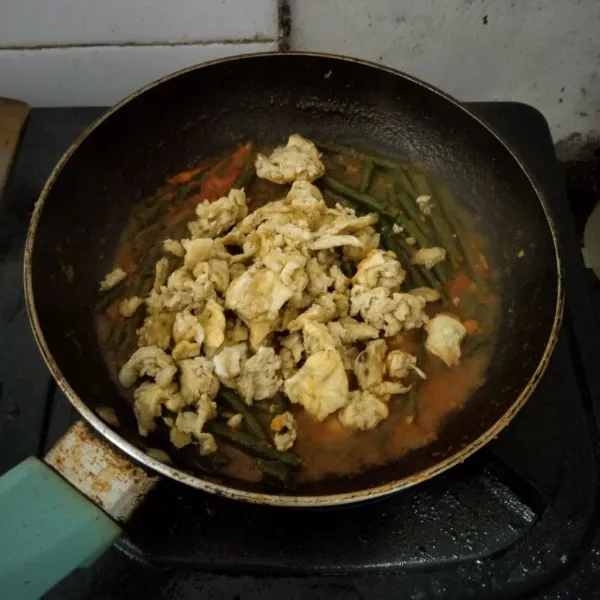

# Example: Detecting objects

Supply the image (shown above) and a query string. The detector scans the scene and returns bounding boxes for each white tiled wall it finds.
[0,0,277,46]
[2,0,600,151]
[289,0,600,150]
[0,0,278,106]
[0,43,277,106]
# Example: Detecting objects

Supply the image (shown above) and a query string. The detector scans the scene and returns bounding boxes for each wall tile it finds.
[0,42,277,106]
[0,0,278,47]
[289,0,600,142]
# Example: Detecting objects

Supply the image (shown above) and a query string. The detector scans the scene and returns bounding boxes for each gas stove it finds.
[1,103,599,599]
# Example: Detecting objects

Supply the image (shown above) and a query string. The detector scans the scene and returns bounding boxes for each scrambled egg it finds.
[338,390,389,431]
[237,346,282,404]
[255,135,325,184]
[113,134,466,459]
[285,347,348,421]
[188,188,248,239]
[119,346,177,389]
[213,343,248,387]
[424,313,467,367]
[353,249,406,291]
[386,350,426,380]
[411,247,447,270]
[270,411,297,451]
[120,296,143,318]
[100,267,127,291]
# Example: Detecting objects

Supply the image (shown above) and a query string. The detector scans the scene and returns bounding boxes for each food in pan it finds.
[95,135,497,485]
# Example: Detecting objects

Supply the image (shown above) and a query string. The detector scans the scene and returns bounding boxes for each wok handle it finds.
[0,456,121,600]
[0,421,158,599]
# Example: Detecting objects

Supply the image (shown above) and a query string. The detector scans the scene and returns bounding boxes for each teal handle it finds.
[0,457,121,600]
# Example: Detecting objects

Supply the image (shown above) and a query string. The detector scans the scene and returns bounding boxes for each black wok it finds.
[24,53,563,506]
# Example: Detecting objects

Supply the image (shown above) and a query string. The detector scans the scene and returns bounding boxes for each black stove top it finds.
[1,103,600,599]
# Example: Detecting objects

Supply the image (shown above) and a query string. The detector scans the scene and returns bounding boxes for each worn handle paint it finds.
[0,457,121,600]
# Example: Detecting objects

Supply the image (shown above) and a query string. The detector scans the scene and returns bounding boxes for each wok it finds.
[25,53,562,506]
[21,54,561,506]
[0,52,563,596]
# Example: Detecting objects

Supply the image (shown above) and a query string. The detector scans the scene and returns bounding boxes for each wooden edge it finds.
[0,97,30,202]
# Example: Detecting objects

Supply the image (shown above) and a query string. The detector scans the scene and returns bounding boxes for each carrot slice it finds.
[167,167,203,185]
[105,299,122,324]
[446,270,474,299]
[164,142,254,228]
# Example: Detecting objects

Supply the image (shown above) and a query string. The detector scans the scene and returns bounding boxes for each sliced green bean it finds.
[391,185,429,239]
[340,259,357,278]
[396,167,419,199]
[207,451,231,468]
[205,421,301,467]
[405,340,426,416]
[322,176,391,215]
[218,387,267,440]
[270,393,289,415]
[315,140,402,169]
[405,169,432,197]
[437,193,486,290]
[359,160,374,192]
[232,151,257,190]
[396,171,461,266]
[255,459,290,482]
[428,207,462,271]
[95,284,124,312]
[390,231,443,290]
[462,333,489,357]
[380,229,426,288]
[323,177,428,253]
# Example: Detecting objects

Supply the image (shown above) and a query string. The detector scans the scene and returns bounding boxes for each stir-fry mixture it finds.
[96,135,497,484]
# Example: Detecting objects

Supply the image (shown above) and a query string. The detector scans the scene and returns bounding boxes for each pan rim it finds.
[23,50,564,507]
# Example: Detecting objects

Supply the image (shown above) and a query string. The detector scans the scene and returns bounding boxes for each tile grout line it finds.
[0,38,279,51]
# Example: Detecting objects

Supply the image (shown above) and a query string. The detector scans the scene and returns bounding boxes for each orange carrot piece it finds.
[105,299,122,324]
[167,167,202,185]
[447,270,474,299]
[164,142,254,228]
[462,319,480,336]
[117,253,138,276]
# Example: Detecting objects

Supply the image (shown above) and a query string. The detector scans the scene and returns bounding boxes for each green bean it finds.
[206,421,301,466]
[207,451,231,468]
[315,140,402,169]
[380,228,426,288]
[359,160,374,192]
[252,402,273,414]
[400,173,462,272]
[395,171,460,269]
[340,259,356,278]
[415,260,446,294]
[217,387,268,440]
[325,175,451,301]
[391,231,443,290]
[428,206,462,271]
[462,333,489,357]
[437,193,486,290]
[232,151,257,190]
[404,168,432,197]
[323,177,426,252]
[322,176,391,216]
[404,340,426,416]
[389,170,461,275]
[391,185,429,240]
[95,284,124,312]
[270,394,289,415]
[396,167,419,199]
[255,459,290,482]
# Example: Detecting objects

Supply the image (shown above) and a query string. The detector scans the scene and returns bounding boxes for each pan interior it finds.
[28,54,560,500]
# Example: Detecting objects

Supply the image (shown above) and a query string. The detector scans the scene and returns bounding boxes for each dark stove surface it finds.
[1,103,600,599]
